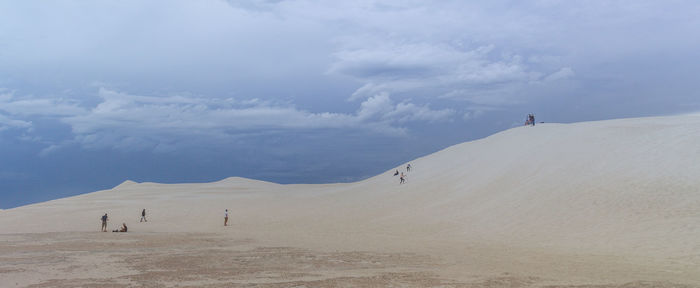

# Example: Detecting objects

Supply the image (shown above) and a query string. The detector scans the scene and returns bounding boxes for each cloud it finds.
[0,92,87,117]
[5,0,686,123]
[330,39,562,104]
[355,92,454,130]
[0,93,33,131]
[38,144,62,157]
[1,1,697,153]
[0,114,31,131]
[315,2,582,105]
[463,110,485,121]
[544,67,575,82]
[1,88,454,153]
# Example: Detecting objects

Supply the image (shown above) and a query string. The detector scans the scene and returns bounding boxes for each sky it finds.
[1,0,699,208]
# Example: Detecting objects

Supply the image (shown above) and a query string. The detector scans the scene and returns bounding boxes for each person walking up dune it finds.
[406,163,411,172]
[224,209,229,226]
[140,209,147,222]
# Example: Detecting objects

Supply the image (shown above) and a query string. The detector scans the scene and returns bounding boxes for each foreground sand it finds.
[1,231,696,288]
[2,114,700,287]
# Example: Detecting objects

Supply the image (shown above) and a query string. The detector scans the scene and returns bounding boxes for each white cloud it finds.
[386,101,454,123]
[332,42,537,103]
[356,92,454,127]
[463,110,485,121]
[38,144,62,157]
[0,92,87,117]
[0,98,86,116]
[544,67,575,82]
[356,92,395,121]
[0,114,32,131]
[0,92,34,131]
[328,36,579,108]
[2,88,453,152]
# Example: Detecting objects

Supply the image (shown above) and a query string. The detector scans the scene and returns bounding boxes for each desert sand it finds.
[1,114,699,287]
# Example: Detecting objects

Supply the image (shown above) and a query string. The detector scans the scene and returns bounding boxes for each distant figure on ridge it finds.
[406,164,411,172]
[140,209,147,222]
[224,209,229,226]
[529,114,535,126]
[101,213,109,232]
[393,170,399,176]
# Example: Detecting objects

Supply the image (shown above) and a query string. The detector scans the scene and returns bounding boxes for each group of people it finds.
[393,163,412,184]
[102,162,421,231]
[525,113,536,126]
[100,208,147,232]
[101,207,234,231]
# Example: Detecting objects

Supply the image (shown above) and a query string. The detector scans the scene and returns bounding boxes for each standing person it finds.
[400,172,406,184]
[224,209,229,226]
[530,114,535,126]
[101,213,108,232]
[406,164,411,172]
[140,209,147,222]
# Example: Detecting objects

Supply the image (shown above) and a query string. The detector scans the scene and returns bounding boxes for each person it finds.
[400,175,405,184]
[101,213,108,232]
[140,209,147,222]
[113,223,127,232]
[393,170,399,176]
[406,164,411,172]
[224,209,229,226]
[529,114,535,126]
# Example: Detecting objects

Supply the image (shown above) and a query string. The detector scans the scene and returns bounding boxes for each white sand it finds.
[1,114,699,287]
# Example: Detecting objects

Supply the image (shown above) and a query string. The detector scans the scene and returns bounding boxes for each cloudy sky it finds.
[1,0,699,208]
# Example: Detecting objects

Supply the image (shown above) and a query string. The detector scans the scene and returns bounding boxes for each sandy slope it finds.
[1,114,700,287]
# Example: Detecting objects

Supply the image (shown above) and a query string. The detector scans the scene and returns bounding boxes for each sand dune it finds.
[2,114,699,287]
